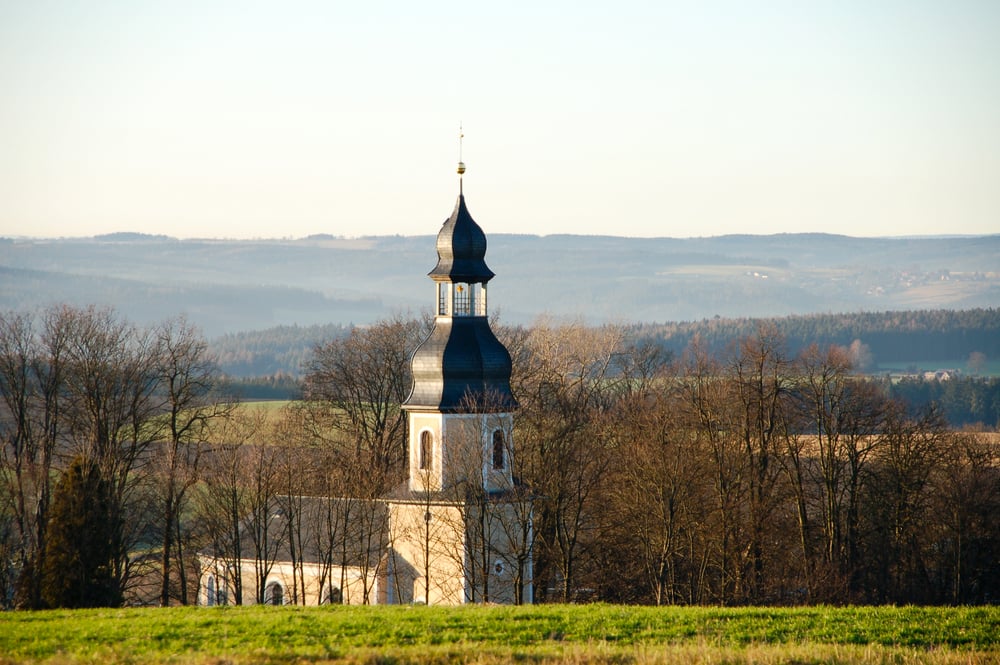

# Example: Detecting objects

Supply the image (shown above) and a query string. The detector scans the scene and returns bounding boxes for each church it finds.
[198,159,533,606]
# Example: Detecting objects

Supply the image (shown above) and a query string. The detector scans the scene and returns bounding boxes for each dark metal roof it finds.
[403,316,516,413]
[428,194,495,284]
[202,496,387,567]
[383,480,525,502]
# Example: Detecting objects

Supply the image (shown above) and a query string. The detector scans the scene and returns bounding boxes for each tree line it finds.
[1,306,998,608]
[206,308,999,380]
[633,307,1000,365]
[890,377,1000,429]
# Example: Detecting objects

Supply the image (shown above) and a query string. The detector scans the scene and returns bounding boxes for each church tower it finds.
[383,146,531,606]
[402,157,517,495]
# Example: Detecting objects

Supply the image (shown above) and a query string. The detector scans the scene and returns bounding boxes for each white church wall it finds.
[197,556,377,606]
[385,500,466,605]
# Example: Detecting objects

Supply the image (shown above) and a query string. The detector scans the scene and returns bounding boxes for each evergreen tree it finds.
[41,458,121,608]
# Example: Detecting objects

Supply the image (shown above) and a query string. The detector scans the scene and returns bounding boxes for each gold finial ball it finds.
[457,161,466,175]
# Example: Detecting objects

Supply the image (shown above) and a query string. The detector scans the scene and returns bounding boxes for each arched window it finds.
[206,575,216,606]
[265,581,283,606]
[419,430,433,470]
[492,429,505,470]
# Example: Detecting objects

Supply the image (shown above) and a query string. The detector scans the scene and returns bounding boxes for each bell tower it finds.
[384,137,532,606]
[402,151,517,495]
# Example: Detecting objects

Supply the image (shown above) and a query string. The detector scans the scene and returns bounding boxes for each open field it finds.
[0,604,997,664]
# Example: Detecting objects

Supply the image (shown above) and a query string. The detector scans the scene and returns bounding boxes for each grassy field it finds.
[1,604,998,664]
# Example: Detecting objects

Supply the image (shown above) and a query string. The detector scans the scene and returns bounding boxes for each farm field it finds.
[0,604,997,664]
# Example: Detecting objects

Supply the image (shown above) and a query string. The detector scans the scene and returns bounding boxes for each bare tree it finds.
[58,306,162,599]
[679,338,747,604]
[609,387,705,605]
[298,316,423,604]
[0,308,70,608]
[244,440,285,604]
[196,408,267,604]
[0,310,41,607]
[930,429,1000,603]
[791,343,890,601]
[303,315,422,490]
[512,320,625,602]
[727,325,793,603]
[267,412,348,606]
[151,317,233,605]
[864,403,949,602]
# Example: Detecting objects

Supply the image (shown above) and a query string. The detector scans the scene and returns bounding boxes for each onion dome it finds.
[428,195,495,284]
[406,317,516,413]
[404,179,516,413]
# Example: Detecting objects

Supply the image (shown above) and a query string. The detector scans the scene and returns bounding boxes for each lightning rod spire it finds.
[457,123,466,194]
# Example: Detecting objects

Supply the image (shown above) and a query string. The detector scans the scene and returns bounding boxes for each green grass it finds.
[239,400,293,411]
[0,605,998,664]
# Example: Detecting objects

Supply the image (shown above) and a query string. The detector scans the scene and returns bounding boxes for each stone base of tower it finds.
[380,493,533,605]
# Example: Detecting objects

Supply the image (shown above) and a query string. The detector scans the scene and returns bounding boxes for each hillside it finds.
[1,233,997,337]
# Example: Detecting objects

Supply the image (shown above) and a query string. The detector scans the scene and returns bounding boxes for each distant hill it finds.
[91,232,175,242]
[1,233,997,337]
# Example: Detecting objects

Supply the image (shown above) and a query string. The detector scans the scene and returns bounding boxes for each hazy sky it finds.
[1,1,998,239]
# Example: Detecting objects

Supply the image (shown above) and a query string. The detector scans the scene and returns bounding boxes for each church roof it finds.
[428,194,495,284]
[383,480,525,503]
[404,316,516,412]
[201,496,387,567]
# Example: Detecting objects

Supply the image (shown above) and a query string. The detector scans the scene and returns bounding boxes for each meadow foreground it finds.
[0,604,998,664]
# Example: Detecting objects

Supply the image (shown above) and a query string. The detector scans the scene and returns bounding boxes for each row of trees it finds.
[297,315,1000,605]
[2,306,998,607]
[516,325,999,604]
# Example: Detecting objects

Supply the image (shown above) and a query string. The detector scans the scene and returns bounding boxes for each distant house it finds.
[922,368,961,381]
[199,164,532,606]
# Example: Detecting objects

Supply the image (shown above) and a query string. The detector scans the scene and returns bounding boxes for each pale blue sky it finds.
[1,1,998,239]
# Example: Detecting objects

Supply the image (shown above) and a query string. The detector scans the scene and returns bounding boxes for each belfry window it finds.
[438,284,447,315]
[476,284,487,316]
[419,430,433,470]
[492,429,505,470]
[454,283,471,315]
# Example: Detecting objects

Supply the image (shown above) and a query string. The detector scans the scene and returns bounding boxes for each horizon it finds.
[3,229,998,243]
[1,2,998,241]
